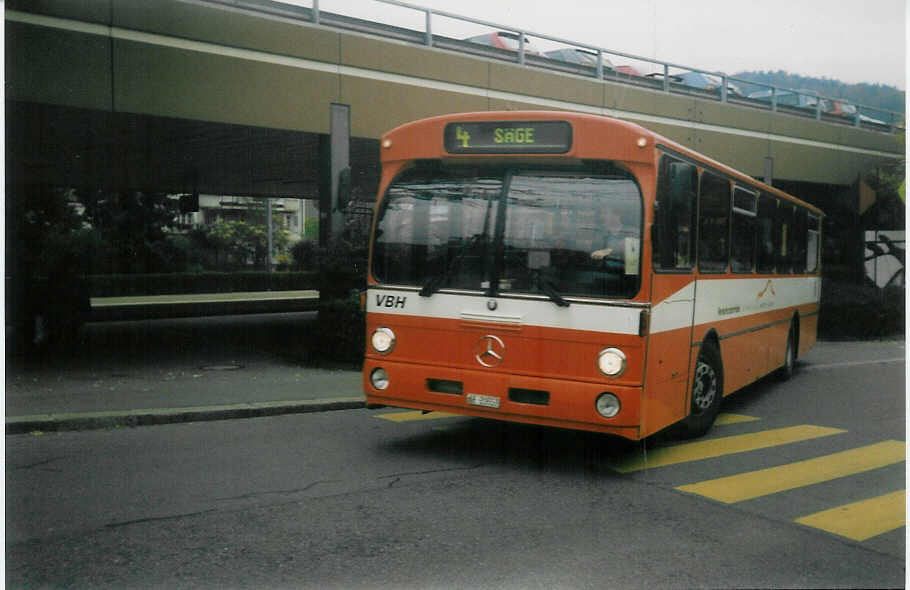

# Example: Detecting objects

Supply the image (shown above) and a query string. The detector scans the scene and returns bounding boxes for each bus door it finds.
[643,157,698,436]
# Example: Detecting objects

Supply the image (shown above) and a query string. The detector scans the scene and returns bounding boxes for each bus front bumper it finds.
[363,359,642,439]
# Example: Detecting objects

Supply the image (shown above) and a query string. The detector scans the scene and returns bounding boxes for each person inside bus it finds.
[590,208,626,262]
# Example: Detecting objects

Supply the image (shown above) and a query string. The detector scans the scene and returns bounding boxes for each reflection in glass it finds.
[371,165,642,299]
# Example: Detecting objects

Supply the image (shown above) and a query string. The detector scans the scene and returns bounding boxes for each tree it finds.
[733,70,905,114]
[7,185,100,351]
[863,160,906,231]
[190,219,290,271]
[77,189,183,274]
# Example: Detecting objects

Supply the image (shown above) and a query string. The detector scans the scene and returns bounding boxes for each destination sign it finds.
[443,121,572,154]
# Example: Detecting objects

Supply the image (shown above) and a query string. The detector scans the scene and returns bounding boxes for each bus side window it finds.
[792,208,808,273]
[697,171,731,273]
[807,213,820,273]
[730,186,758,273]
[653,156,696,271]
[776,203,795,273]
[756,194,777,273]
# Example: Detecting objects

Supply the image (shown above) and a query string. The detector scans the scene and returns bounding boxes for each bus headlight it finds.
[595,392,621,418]
[371,327,396,354]
[596,347,626,377]
[370,368,389,390]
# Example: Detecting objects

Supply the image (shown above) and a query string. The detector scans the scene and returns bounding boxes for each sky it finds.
[310,0,907,89]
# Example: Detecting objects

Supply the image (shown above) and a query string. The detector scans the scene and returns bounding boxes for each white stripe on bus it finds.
[368,289,643,335]
[368,276,819,336]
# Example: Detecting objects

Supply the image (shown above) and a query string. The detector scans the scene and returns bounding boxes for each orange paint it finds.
[365,112,822,441]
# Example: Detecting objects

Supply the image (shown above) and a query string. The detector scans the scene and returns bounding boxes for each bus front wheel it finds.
[680,343,723,438]
[776,322,797,381]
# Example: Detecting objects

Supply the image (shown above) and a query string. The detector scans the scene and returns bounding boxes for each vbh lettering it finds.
[375,295,407,309]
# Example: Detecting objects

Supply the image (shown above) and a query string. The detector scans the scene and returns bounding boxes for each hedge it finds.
[86,271,319,297]
[818,280,905,340]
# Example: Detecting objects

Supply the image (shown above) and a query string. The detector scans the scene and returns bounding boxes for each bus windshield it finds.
[371,164,642,300]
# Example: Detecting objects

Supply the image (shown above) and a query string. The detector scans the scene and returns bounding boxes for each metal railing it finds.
[211,0,906,133]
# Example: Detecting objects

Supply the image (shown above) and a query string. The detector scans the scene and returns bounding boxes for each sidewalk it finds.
[6,313,904,435]
[6,312,365,434]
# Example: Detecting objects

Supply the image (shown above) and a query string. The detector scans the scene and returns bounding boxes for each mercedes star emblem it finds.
[474,334,505,368]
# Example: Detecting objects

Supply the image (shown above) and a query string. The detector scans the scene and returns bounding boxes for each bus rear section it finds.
[363,114,654,440]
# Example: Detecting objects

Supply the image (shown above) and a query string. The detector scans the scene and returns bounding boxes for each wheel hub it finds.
[693,361,717,411]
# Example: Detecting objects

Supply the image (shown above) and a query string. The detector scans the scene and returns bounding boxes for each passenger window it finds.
[653,155,696,271]
[776,203,795,273]
[807,214,820,273]
[792,208,808,273]
[730,186,757,273]
[756,194,777,273]
[698,171,730,273]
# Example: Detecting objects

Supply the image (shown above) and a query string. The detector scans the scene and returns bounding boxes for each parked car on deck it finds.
[747,88,820,109]
[647,71,743,96]
[826,98,857,118]
[544,47,645,78]
[615,64,646,77]
[545,48,610,68]
[465,31,541,55]
[823,99,887,125]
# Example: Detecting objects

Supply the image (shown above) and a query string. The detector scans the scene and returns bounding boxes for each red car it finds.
[615,64,645,78]
[465,31,541,55]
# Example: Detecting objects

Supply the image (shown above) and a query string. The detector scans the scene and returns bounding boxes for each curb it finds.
[6,397,366,434]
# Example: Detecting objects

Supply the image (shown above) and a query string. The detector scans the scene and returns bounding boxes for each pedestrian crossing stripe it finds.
[611,425,845,473]
[795,489,906,541]
[676,440,906,503]
[375,410,458,422]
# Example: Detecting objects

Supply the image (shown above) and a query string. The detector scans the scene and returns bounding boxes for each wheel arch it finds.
[698,328,724,388]
[700,328,721,353]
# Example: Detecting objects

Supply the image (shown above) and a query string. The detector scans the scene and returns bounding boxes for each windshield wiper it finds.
[539,278,570,307]
[419,268,449,297]
[419,233,486,298]
[421,194,496,299]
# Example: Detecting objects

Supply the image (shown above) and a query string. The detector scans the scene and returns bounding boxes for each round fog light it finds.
[370,368,389,390]
[595,392,621,418]
[596,347,626,377]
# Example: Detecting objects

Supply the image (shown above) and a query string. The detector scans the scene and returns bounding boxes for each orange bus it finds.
[363,111,822,440]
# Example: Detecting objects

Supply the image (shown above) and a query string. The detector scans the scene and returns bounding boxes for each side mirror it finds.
[337,167,352,211]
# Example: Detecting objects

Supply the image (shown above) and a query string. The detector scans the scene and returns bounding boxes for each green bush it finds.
[819,280,905,340]
[313,294,365,364]
[291,238,367,299]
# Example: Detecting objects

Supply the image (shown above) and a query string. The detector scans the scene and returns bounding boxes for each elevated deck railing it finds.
[202,0,904,133]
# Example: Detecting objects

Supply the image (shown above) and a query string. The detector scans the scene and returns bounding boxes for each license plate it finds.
[466,393,501,409]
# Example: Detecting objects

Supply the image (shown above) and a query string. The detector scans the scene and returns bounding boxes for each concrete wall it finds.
[6,0,905,187]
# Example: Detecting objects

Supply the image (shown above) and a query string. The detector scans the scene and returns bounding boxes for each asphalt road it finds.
[6,339,905,589]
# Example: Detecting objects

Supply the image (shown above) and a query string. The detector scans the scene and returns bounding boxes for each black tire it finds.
[776,323,796,381]
[680,343,723,438]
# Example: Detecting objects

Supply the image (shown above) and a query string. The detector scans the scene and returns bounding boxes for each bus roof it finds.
[380,111,823,217]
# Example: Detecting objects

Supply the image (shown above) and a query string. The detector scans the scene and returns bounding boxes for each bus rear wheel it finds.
[680,343,723,438]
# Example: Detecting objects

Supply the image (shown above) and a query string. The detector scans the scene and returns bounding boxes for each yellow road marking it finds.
[612,425,845,473]
[375,410,458,422]
[677,440,906,503]
[714,413,759,425]
[795,490,906,541]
